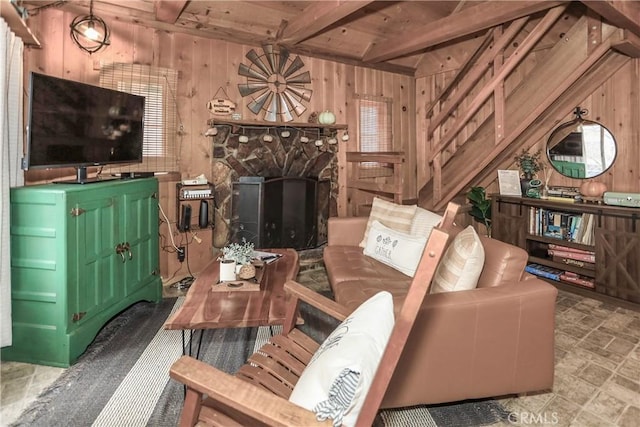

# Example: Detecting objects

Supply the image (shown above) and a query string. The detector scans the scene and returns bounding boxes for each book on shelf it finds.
[525,263,564,281]
[559,271,595,289]
[528,208,594,244]
[551,255,595,270]
[545,196,576,203]
[547,244,594,255]
[547,249,595,263]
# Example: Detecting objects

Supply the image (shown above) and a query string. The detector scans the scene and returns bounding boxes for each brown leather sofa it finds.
[323,216,558,409]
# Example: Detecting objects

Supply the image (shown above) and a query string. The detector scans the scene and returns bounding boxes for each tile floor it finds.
[1,267,639,427]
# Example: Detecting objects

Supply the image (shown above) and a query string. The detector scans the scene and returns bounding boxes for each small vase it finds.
[520,178,533,197]
[219,259,237,282]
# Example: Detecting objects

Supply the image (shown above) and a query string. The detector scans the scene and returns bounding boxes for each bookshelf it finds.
[492,195,640,308]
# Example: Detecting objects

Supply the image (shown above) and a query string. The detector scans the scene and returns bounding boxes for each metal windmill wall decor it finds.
[237,45,312,122]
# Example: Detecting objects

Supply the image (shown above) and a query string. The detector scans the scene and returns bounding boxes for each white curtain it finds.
[1,18,25,348]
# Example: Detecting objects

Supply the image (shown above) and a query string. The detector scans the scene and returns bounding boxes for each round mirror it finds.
[546,108,617,179]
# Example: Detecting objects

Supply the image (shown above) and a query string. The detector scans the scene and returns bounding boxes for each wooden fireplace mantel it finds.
[207,118,348,131]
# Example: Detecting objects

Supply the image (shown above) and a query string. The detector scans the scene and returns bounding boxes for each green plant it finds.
[221,240,254,265]
[514,149,542,179]
[467,186,492,237]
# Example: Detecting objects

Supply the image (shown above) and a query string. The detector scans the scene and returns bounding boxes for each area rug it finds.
[10,297,511,427]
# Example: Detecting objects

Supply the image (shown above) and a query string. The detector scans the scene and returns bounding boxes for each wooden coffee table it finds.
[164,248,299,330]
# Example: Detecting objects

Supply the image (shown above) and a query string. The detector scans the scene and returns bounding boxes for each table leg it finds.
[181,329,206,359]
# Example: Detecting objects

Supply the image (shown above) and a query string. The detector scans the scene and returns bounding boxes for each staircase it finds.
[418,12,639,211]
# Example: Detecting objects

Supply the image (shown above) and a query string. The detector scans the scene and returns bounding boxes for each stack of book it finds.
[525,263,564,281]
[547,244,595,269]
[559,271,595,289]
[546,187,581,200]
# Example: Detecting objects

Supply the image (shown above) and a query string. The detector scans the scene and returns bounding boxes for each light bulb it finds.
[341,132,350,142]
[239,135,249,143]
[263,134,273,142]
[300,136,309,143]
[83,22,101,41]
[314,139,324,147]
[281,130,290,138]
[328,137,337,145]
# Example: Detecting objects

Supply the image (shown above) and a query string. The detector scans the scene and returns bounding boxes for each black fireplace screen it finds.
[230,177,329,250]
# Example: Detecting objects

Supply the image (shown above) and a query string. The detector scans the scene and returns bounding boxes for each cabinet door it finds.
[491,198,527,248]
[121,183,159,296]
[68,195,120,329]
[595,225,640,304]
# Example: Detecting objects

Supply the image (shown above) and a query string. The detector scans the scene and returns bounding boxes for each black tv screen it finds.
[24,72,144,180]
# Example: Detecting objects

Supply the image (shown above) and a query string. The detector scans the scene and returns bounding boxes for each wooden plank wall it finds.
[21,8,415,278]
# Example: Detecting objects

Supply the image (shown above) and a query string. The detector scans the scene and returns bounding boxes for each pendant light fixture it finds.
[70,0,110,54]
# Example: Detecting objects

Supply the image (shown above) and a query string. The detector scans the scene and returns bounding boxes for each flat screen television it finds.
[24,72,145,183]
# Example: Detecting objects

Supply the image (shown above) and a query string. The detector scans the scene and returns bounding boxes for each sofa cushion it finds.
[289,291,395,427]
[324,246,410,289]
[363,220,428,277]
[359,197,417,248]
[332,279,410,316]
[431,226,485,293]
[410,207,443,239]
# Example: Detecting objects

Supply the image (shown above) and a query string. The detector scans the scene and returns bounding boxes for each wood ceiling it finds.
[19,1,640,76]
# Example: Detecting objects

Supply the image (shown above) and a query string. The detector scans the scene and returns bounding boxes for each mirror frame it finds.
[546,107,617,179]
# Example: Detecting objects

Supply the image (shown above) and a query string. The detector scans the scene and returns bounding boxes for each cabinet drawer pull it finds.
[116,243,126,262]
[124,242,133,260]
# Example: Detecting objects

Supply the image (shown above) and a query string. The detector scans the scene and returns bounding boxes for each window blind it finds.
[357,95,393,178]
[100,63,179,172]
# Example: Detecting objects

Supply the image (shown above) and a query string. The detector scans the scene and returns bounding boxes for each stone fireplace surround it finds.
[208,123,340,249]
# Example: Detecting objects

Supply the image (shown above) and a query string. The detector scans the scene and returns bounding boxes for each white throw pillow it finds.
[363,220,428,277]
[359,197,417,248]
[289,291,395,427]
[431,226,485,293]
[410,207,443,239]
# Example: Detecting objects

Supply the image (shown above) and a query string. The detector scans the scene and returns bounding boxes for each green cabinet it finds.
[1,178,162,367]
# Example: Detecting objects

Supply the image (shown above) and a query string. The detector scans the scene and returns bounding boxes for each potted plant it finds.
[466,186,492,237]
[221,240,256,280]
[514,149,543,197]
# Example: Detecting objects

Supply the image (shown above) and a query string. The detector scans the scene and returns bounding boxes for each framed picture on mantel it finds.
[498,170,522,196]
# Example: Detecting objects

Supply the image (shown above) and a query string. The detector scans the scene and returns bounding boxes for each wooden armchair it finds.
[169,203,459,426]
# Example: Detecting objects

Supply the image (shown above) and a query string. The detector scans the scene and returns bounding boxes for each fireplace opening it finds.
[230,176,329,250]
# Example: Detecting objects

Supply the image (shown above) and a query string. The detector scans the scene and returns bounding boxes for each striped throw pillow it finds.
[431,226,485,293]
[359,197,417,248]
[410,207,443,239]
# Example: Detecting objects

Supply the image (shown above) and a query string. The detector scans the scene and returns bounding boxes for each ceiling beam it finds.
[278,0,374,45]
[1,0,40,46]
[582,0,640,38]
[154,0,188,24]
[363,0,567,63]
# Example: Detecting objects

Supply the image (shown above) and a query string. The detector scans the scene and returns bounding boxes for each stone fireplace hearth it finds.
[208,122,341,249]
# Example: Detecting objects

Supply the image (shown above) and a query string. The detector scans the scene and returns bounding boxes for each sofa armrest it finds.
[383,278,558,408]
[327,216,368,246]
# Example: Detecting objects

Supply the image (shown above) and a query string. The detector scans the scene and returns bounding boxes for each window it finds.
[100,63,179,172]
[357,95,393,177]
